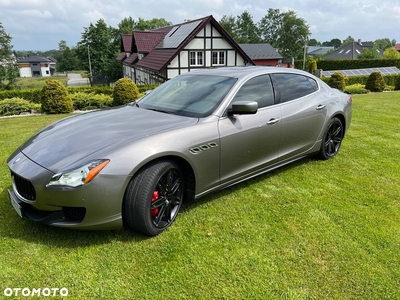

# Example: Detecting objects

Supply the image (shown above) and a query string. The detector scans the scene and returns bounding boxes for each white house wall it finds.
[19,67,32,77]
[165,22,248,79]
[41,66,51,77]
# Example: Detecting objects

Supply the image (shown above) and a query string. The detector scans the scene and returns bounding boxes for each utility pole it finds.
[87,45,92,77]
[302,37,308,71]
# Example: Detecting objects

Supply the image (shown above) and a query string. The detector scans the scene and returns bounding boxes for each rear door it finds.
[272,73,327,159]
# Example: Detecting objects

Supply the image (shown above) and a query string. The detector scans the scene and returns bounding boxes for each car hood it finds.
[18,105,198,172]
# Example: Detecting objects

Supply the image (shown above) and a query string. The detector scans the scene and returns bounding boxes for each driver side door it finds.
[218,74,282,184]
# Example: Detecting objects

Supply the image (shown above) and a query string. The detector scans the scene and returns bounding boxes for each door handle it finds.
[316,104,326,110]
[266,118,280,125]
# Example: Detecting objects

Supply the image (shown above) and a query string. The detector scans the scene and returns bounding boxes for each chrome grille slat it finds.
[11,172,36,201]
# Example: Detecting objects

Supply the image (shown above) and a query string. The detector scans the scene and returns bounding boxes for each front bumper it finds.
[8,189,86,224]
[7,150,125,230]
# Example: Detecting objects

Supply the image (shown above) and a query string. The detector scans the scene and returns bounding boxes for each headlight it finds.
[47,159,110,188]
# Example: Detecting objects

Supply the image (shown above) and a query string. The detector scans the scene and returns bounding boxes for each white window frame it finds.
[190,51,203,66]
[212,51,225,65]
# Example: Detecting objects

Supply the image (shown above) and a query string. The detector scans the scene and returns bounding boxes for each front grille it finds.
[63,207,86,222]
[12,172,36,201]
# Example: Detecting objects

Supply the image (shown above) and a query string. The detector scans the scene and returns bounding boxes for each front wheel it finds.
[319,117,344,160]
[123,160,184,236]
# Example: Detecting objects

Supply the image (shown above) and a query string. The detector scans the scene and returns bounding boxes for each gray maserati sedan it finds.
[7,66,352,236]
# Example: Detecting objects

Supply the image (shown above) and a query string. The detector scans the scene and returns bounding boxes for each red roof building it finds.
[117,15,254,84]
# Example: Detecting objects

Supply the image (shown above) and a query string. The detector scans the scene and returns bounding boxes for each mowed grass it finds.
[0,92,399,299]
[16,76,69,89]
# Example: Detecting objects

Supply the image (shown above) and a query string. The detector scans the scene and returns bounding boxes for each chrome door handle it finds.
[266,118,280,125]
[316,104,326,110]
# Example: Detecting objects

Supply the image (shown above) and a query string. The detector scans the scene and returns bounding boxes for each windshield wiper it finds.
[145,108,176,115]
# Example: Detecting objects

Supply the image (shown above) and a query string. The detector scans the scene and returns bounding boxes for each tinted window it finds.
[273,74,318,103]
[232,75,275,109]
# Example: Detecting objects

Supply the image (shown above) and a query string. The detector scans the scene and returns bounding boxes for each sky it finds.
[0,0,399,51]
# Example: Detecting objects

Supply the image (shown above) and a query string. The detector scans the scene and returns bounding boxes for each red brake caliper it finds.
[151,191,159,218]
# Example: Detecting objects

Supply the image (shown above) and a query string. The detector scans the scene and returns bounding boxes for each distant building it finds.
[323,40,383,60]
[17,55,55,77]
[394,44,400,52]
[306,46,334,57]
[238,44,283,66]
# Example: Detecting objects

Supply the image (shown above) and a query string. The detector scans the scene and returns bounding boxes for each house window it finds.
[212,51,225,65]
[32,63,38,66]
[190,51,203,66]
[45,64,48,67]
[46,71,49,74]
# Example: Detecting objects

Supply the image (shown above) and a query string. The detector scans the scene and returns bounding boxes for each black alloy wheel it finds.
[123,160,184,236]
[319,117,344,160]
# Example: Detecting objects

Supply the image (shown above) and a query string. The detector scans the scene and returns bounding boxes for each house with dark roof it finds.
[323,40,383,60]
[306,46,334,57]
[117,15,254,84]
[394,44,400,52]
[17,55,54,77]
[238,44,282,66]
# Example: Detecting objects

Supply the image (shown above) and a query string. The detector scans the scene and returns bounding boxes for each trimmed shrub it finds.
[113,78,139,106]
[395,75,400,91]
[0,98,41,116]
[41,80,74,114]
[365,71,386,92]
[307,59,317,74]
[71,92,113,110]
[328,72,346,91]
[344,84,369,94]
[68,85,114,96]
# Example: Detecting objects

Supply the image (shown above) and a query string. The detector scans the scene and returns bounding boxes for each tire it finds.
[123,160,184,236]
[319,117,344,160]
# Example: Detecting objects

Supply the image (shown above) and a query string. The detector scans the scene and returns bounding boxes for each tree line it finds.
[1,10,399,90]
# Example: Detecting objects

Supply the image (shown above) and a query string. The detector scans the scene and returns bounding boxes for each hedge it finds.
[0,84,158,103]
[295,59,400,71]
[321,74,400,87]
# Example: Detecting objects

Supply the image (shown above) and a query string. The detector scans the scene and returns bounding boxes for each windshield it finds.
[137,74,237,117]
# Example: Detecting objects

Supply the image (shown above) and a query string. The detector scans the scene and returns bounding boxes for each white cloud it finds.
[0,0,399,50]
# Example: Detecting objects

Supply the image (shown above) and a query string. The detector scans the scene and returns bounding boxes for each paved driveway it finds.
[67,73,90,87]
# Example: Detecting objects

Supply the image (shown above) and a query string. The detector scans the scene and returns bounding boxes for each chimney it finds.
[358,39,362,45]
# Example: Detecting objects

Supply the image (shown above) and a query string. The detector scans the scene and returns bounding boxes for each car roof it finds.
[186,66,313,79]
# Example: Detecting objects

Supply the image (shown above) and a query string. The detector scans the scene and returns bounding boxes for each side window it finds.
[232,75,275,109]
[273,73,319,103]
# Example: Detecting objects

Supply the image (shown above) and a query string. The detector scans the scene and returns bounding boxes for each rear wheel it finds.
[319,117,344,160]
[123,160,184,236]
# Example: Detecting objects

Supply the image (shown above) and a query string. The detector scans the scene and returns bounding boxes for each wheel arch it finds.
[332,113,347,136]
[125,155,196,203]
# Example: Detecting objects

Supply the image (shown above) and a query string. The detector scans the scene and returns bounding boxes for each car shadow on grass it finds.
[0,157,315,247]
[0,187,150,247]
[180,157,314,212]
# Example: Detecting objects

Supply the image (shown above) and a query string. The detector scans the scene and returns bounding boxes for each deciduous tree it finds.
[57,40,79,72]
[76,19,121,79]
[259,9,310,59]
[383,47,400,59]
[134,18,172,31]
[0,22,19,90]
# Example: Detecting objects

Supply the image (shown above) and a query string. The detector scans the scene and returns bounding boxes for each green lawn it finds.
[16,76,69,89]
[0,92,399,299]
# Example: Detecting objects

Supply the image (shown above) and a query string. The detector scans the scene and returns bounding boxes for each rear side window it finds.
[232,74,275,109]
[273,73,319,103]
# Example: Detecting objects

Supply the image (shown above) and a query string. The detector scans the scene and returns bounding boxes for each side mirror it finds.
[227,101,258,116]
